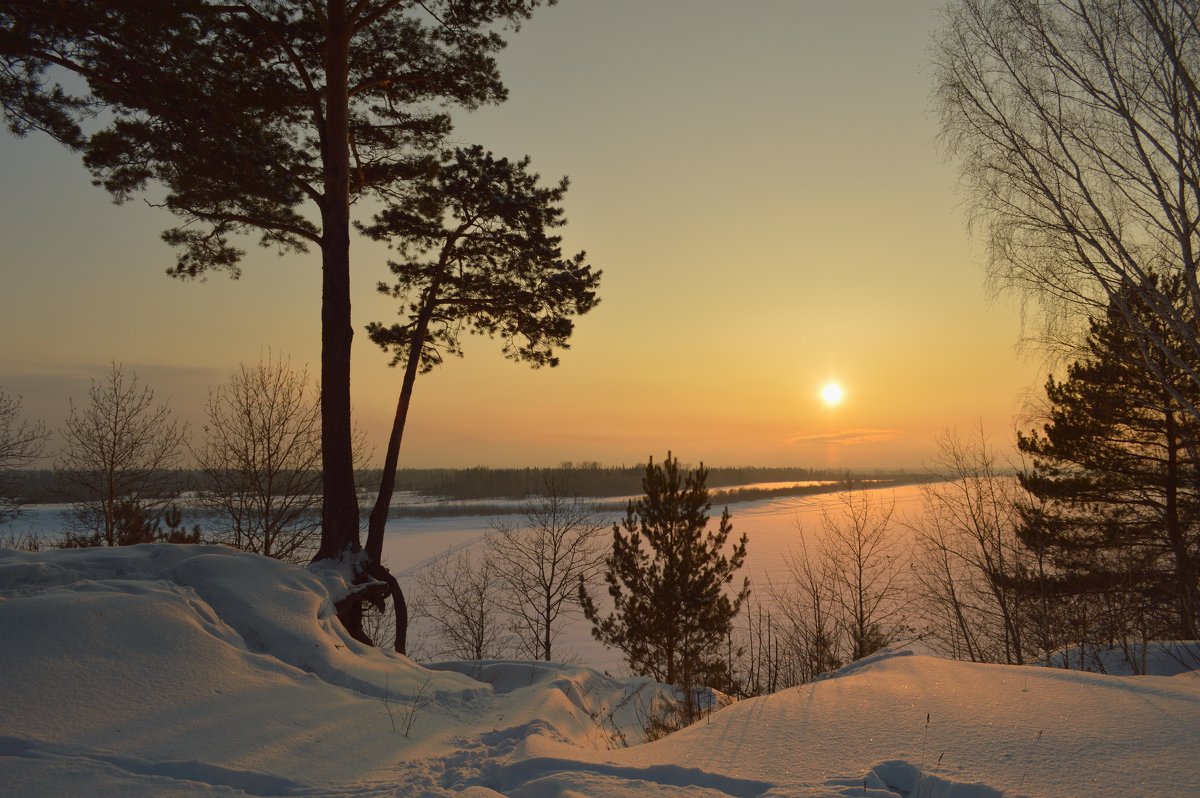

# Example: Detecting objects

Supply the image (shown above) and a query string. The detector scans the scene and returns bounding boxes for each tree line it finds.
[2,460,908,507]
[0,388,920,517]
[365,464,908,501]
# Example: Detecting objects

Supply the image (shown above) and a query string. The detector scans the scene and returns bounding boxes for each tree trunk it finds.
[543,592,553,660]
[315,0,359,561]
[365,559,408,654]
[364,336,425,563]
[1163,408,1198,638]
[312,0,365,641]
[362,345,421,653]
[365,275,447,653]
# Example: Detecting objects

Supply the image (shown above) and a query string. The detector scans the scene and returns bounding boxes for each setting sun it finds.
[820,381,846,407]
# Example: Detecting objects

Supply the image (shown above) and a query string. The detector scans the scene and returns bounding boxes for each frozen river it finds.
[5,482,933,674]
[380,483,932,673]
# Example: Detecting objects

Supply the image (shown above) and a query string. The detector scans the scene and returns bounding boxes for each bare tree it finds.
[487,477,608,661]
[911,505,987,663]
[55,364,187,546]
[731,544,844,697]
[936,0,1200,412]
[413,547,515,661]
[776,533,847,682]
[734,495,907,695]
[193,356,323,564]
[730,596,780,697]
[909,428,1033,664]
[0,390,48,523]
[819,487,910,661]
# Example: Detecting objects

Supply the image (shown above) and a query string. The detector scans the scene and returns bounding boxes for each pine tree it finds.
[1017,276,1200,641]
[581,453,749,705]
[361,145,600,597]
[1,0,547,643]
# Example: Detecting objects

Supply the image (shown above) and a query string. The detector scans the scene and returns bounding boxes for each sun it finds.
[820,380,845,407]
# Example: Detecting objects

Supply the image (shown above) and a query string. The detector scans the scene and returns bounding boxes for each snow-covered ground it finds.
[1,543,1196,797]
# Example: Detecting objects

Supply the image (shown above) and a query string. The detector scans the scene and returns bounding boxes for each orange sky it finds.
[0,1,1045,469]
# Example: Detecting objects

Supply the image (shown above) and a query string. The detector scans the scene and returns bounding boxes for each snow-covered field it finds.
[1,543,1197,797]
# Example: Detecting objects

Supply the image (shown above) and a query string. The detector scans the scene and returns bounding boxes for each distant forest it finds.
[5,465,929,506]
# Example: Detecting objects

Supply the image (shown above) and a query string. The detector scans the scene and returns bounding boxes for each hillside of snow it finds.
[1,544,1197,797]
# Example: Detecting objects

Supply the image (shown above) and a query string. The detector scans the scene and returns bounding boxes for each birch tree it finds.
[936,0,1200,412]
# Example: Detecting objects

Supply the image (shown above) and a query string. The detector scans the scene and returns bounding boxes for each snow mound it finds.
[616,652,1200,797]
[0,544,485,705]
[429,659,678,753]
[816,760,1003,798]
[3,544,1199,796]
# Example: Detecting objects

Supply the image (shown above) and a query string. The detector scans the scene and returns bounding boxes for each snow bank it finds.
[601,649,1200,797]
[2,544,1198,797]
[0,545,493,794]
[0,544,485,703]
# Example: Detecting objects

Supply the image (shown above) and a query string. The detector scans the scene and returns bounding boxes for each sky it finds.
[0,1,1046,469]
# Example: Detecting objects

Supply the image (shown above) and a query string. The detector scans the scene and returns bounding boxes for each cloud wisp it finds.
[787,428,905,447]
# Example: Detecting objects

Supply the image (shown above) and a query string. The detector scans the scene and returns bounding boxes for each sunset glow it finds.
[0,2,1040,469]
[821,381,845,407]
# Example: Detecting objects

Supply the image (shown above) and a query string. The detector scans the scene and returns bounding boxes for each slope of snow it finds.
[2,544,1197,797]
[594,650,1200,797]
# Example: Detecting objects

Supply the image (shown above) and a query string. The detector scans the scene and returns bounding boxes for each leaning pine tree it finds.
[361,146,600,653]
[581,453,748,714]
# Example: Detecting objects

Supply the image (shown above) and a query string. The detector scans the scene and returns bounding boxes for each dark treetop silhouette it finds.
[361,145,599,651]
[1,0,552,642]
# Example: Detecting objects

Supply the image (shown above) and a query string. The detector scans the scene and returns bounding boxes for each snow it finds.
[1038,641,1200,676]
[2,543,1198,797]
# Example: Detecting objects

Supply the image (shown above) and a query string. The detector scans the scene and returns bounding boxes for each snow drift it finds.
[1,544,1196,796]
